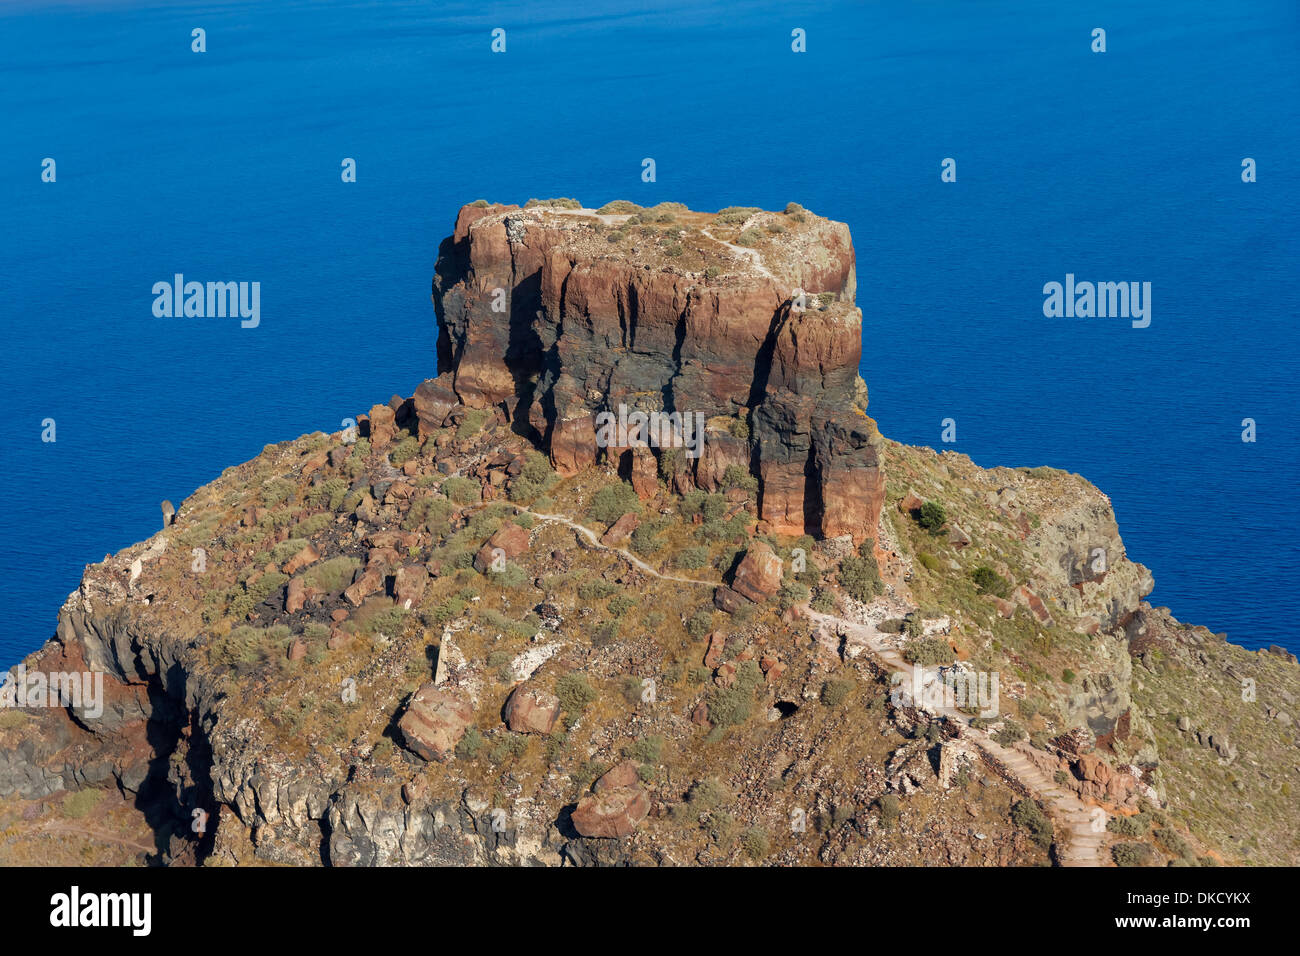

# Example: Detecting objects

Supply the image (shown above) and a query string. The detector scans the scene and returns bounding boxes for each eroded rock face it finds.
[417,201,884,545]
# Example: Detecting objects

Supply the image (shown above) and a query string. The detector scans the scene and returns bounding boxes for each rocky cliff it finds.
[415,201,883,544]
[1,200,1296,868]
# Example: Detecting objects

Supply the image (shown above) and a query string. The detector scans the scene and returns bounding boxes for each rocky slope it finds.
[1,200,1296,867]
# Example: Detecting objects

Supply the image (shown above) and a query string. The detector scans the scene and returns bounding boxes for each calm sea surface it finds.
[2,0,1296,662]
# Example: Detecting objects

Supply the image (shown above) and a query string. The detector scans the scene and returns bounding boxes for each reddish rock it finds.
[328,445,351,469]
[418,201,882,545]
[283,542,320,576]
[301,450,329,476]
[1012,585,1054,627]
[394,564,427,608]
[330,608,350,623]
[992,597,1015,619]
[704,631,727,668]
[947,524,971,549]
[707,632,728,671]
[367,547,402,571]
[398,684,474,761]
[760,654,786,684]
[327,629,351,650]
[691,700,711,727]
[367,403,397,447]
[1053,727,1096,756]
[473,521,530,573]
[627,446,659,500]
[731,541,783,603]
[343,567,384,606]
[1075,753,1112,786]
[714,662,737,688]
[593,760,641,792]
[898,490,924,515]
[285,577,307,614]
[503,684,561,735]
[600,511,641,547]
[713,586,747,614]
[286,639,307,662]
[571,786,650,838]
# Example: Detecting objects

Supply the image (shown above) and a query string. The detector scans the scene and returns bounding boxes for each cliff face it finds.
[414,202,884,544]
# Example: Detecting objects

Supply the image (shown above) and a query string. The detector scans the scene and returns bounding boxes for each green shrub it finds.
[1112,842,1156,867]
[1062,668,1076,683]
[292,513,332,537]
[971,565,1011,597]
[302,556,360,593]
[456,408,490,439]
[389,435,421,466]
[992,720,1026,745]
[820,677,854,707]
[556,673,596,720]
[520,452,553,484]
[608,594,638,617]
[735,228,763,247]
[685,609,713,639]
[714,206,760,224]
[740,827,770,860]
[687,778,730,809]
[525,197,582,209]
[455,727,484,758]
[721,465,758,493]
[1011,798,1053,848]
[630,518,669,556]
[840,551,884,603]
[917,552,942,572]
[596,200,641,215]
[271,538,310,564]
[443,476,481,505]
[626,735,664,763]
[1107,813,1150,837]
[916,500,947,532]
[248,571,289,603]
[577,579,619,602]
[777,579,809,611]
[588,482,641,524]
[877,794,901,828]
[676,546,709,570]
[903,636,954,667]
[261,479,296,508]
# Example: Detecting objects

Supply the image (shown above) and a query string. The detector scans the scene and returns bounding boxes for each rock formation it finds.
[415,201,884,544]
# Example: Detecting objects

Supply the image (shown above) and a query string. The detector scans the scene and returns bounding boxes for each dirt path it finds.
[519,508,716,588]
[699,227,776,280]
[804,610,1107,867]
[514,503,1105,865]
[37,822,155,855]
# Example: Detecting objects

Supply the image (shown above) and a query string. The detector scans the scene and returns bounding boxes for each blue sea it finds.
[2,0,1297,664]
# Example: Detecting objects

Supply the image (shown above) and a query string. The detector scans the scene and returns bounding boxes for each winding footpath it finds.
[516,505,1106,865]
[699,227,777,280]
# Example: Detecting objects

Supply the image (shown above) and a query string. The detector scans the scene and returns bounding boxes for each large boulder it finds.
[473,521,530,573]
[571,786,651,838]
[730,541,784,603]
[398,684,474,761]
[503,684,561,735]
[393,564,427,608]
[600,511,641,547]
